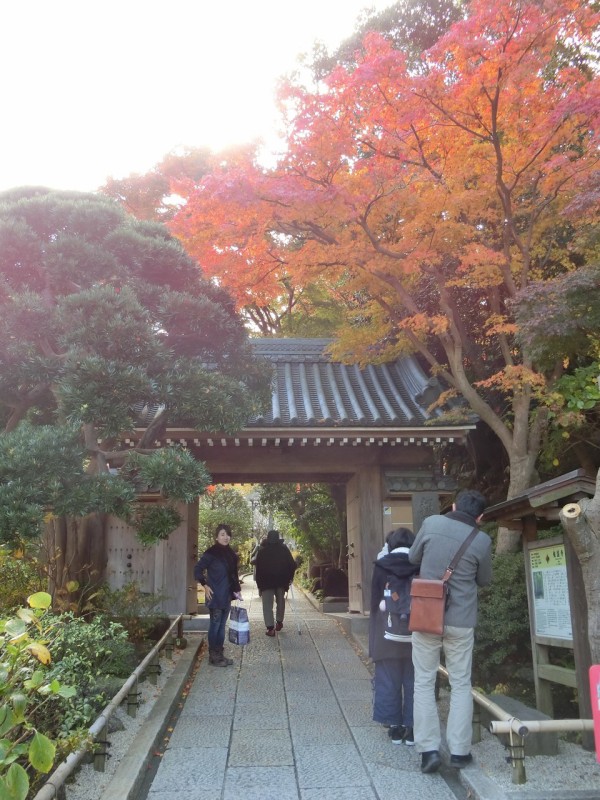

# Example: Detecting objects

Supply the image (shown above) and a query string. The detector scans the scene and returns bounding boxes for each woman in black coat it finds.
[194,523,241,666]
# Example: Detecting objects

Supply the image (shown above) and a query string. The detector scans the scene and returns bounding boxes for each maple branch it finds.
[399,311,517,457]
[431,269,481,367]
[360,124,445,182]
[412,90,490,143]
[357,214,412,261]
[276,220,339,246]
[401,326,455,388]
[378,259,525,453]
[488,287,514,368]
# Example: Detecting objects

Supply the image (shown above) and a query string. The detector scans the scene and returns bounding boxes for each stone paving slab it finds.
[147,792,221,800]
[331,676,374,697]
[150,747,228,793]
[289,715,355,746]
[167,714,232,749]
[180,691,236,715]
[228,727,294,766]
[233,704,290,729]
[367,762,459,799]
[223,765,299,800]
[294,742,372,789]
[301,789,379,800]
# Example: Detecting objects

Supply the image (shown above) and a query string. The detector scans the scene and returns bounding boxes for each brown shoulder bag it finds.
[408,527,479,635]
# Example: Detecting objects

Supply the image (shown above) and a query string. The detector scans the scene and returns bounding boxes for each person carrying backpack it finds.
[369,526,419,745]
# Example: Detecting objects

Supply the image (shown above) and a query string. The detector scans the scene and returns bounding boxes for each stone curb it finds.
[98,635,204,800]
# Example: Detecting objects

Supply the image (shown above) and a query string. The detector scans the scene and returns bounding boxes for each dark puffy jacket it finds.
[255,542,296,591]
[369,551,419,661]
[194,545,240,609]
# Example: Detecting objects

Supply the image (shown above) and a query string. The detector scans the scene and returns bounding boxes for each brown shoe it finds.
[216,646,233,665]
[266,628,276,637]
[275,621,283,631]
[208,648,229,666]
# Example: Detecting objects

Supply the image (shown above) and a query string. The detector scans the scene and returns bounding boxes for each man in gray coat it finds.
[408,489,492,774]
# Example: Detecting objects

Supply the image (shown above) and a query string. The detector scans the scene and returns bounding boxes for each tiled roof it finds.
[248,338,451,428]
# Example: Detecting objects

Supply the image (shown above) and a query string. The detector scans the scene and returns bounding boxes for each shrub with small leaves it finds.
[0,547,46,611]
[33,613,136,737]
[474,551,532,692]
[133,503,183,546]
[96,582,170,644]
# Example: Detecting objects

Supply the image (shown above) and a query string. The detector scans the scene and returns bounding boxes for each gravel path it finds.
[434,690,600,798]
[472,727,600,797]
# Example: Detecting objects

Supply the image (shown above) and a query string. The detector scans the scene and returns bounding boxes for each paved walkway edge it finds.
[98,636,204,800]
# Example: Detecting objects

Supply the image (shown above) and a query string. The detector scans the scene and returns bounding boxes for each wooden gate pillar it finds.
[346,465,383,614]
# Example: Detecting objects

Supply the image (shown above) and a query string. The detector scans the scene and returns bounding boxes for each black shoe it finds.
[450,753,473,768]
[421,750,441,774]
[403,727,414,746]
[275,621,283,631]
[388,726,404,744]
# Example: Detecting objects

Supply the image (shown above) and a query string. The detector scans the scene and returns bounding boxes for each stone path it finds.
[143,578,465,800]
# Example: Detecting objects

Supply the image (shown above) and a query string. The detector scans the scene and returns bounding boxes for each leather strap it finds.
[441,526,480,582]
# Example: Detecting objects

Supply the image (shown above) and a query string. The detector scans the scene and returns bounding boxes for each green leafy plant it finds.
[0,547,46,612]
[39,614,135,737]
[0,592,78,800]
[132,503,183,547]
[122,448,211,503]
[540,362,600,471]
[51,577,103,617]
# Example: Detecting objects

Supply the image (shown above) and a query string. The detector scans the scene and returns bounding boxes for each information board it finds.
[528,540,573,641]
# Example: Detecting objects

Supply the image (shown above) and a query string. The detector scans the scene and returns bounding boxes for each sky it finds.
[0,1,394,194]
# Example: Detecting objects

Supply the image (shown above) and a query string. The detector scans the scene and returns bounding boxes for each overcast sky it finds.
[0,1,393,194]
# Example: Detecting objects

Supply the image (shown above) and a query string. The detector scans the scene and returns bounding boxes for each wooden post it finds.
[472,703,482,744]
[127,676,139,718]
[522,517,554,716]
[147,651,160,686]
[93,721,109,772]
[508,729,527,784]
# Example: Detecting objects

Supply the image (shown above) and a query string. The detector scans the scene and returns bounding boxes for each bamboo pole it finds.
[491,718,594,735]
[439,665,594,785]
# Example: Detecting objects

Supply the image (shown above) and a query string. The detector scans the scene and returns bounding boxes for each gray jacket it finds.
[408,510,492,628]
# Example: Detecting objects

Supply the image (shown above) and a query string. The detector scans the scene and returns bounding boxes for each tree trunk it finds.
[495,454,537,554]
[44,512,108,606]
[560,468,600,666]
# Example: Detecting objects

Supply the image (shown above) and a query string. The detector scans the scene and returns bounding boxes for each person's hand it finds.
[204,585,213,602]
[233,591,243,601]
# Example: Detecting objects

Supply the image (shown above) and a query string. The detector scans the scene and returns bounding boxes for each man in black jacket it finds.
[255,530,297,636]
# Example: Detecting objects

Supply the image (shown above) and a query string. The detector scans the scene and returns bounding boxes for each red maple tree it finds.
[171,0,599,547]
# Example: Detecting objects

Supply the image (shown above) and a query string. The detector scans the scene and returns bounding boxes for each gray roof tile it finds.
[249,338,447,428]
